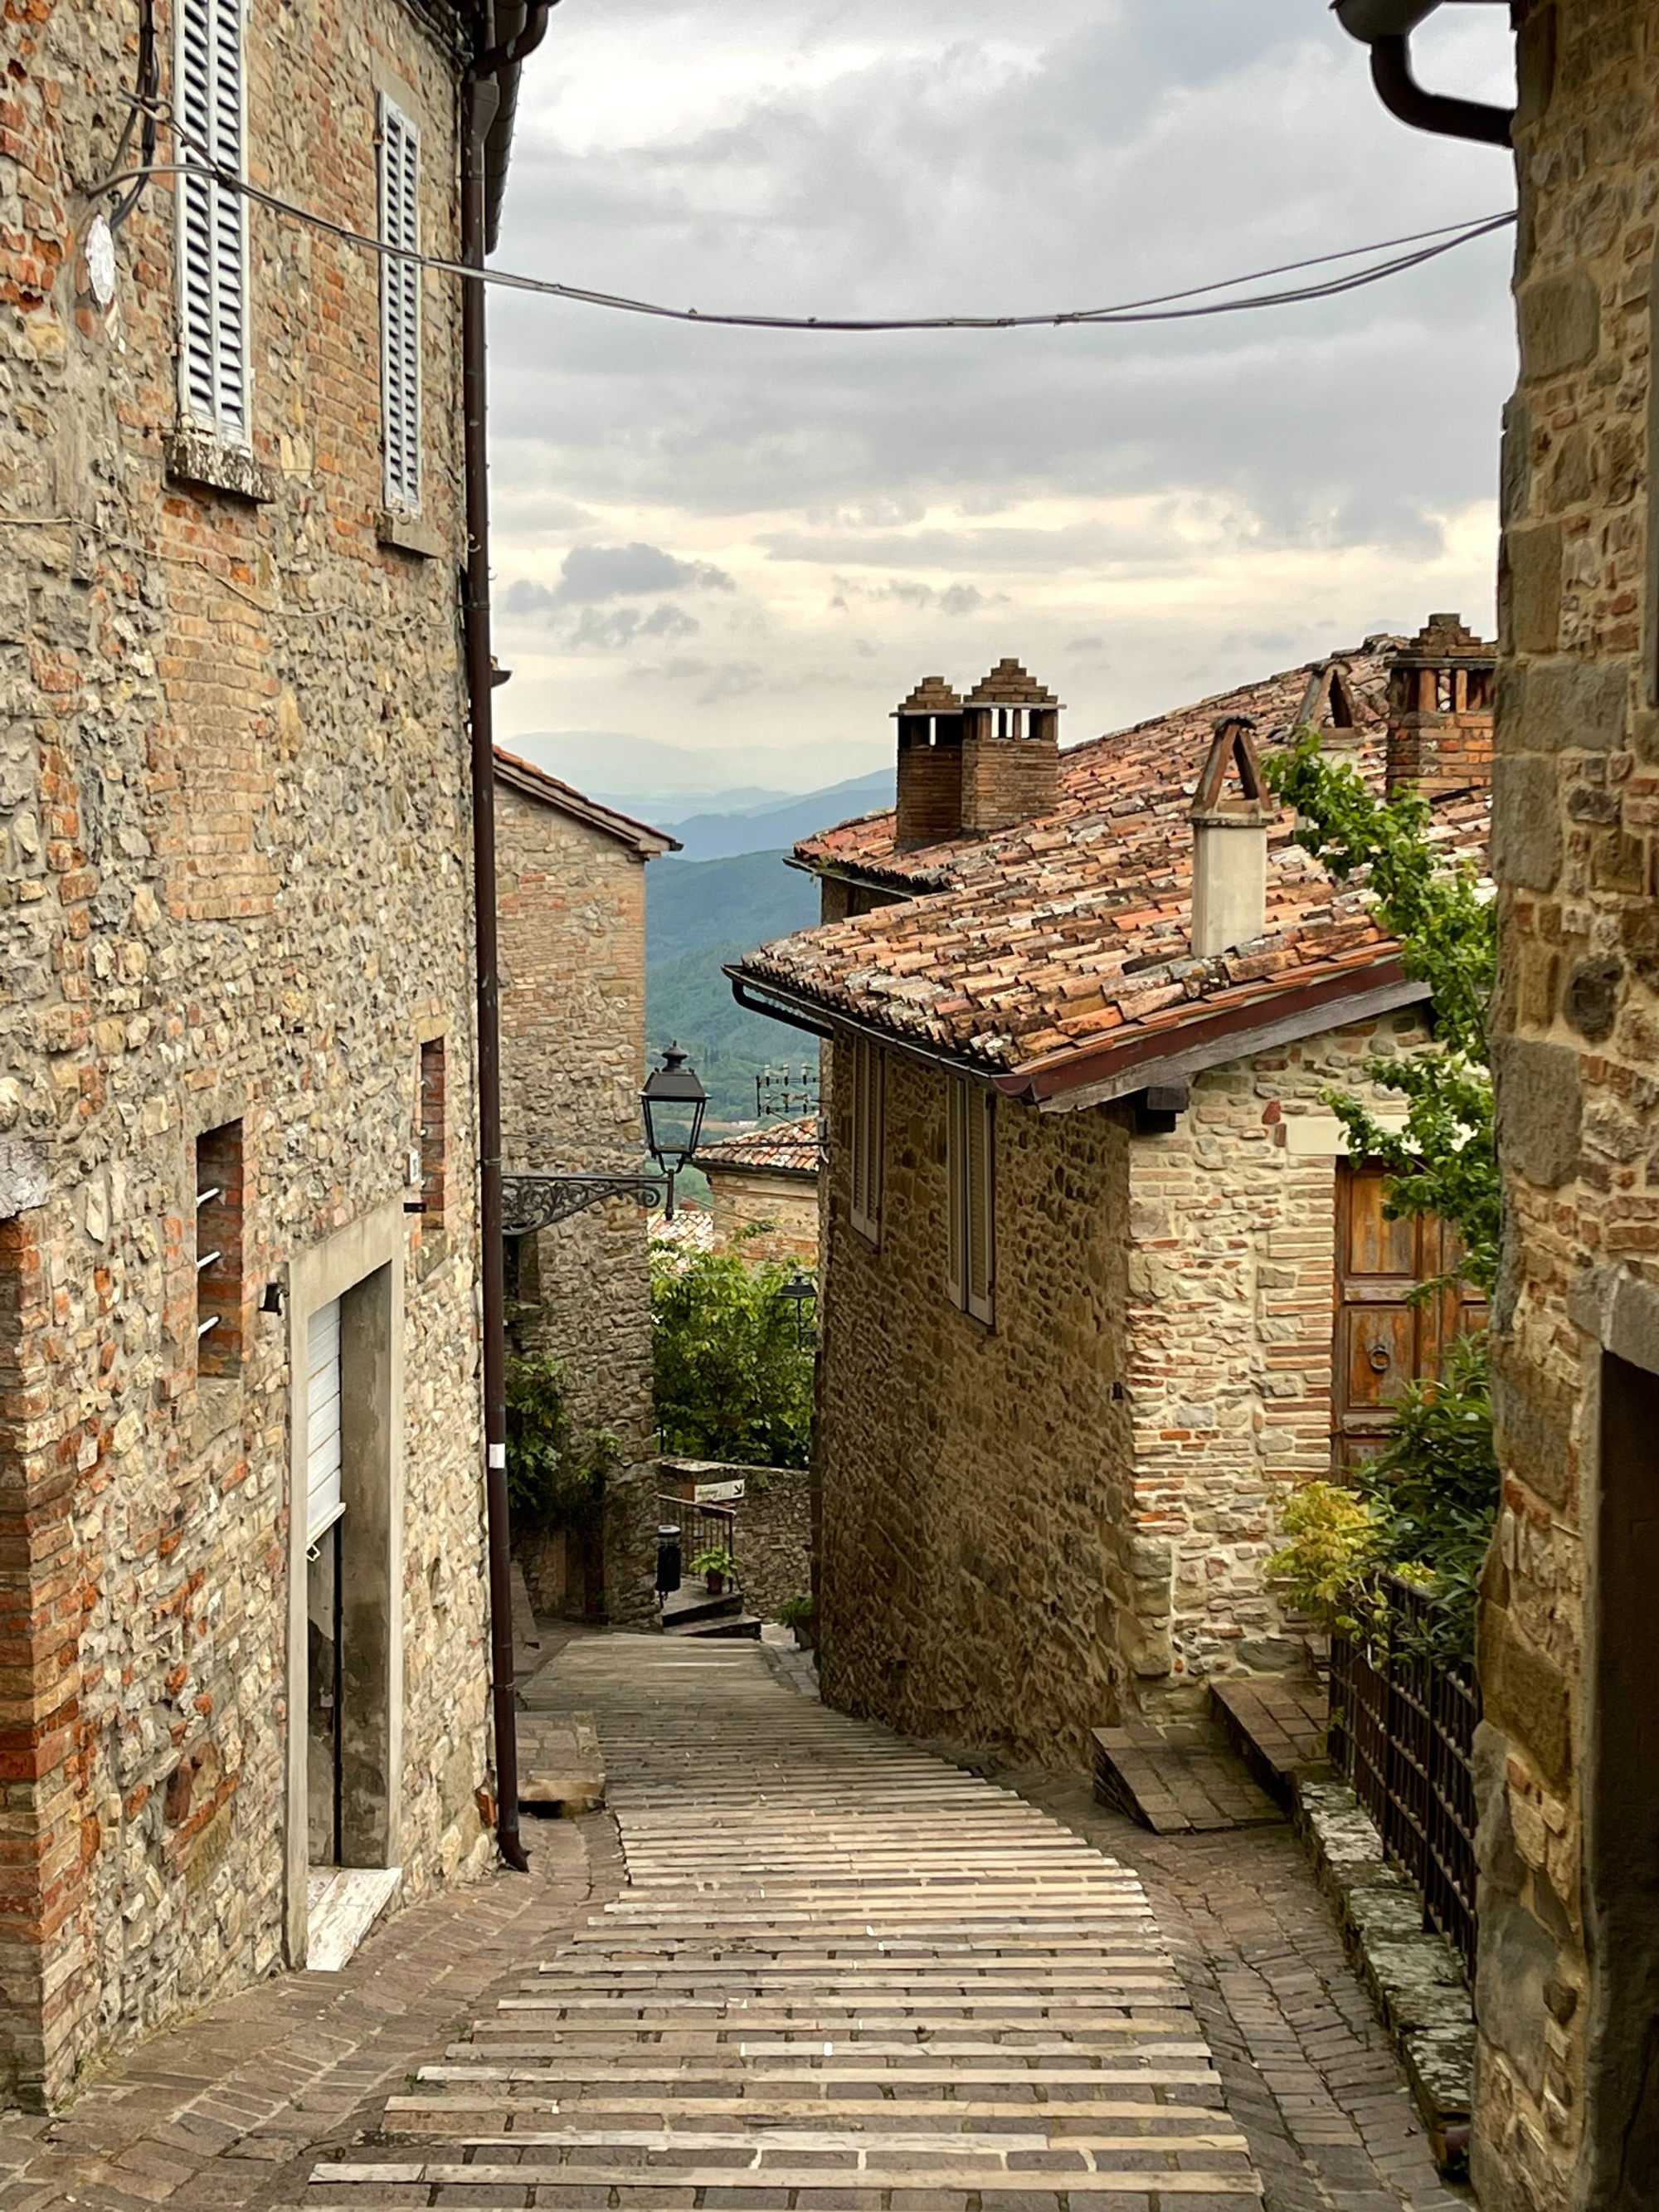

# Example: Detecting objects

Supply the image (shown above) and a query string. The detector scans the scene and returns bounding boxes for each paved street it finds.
[0,1634,1468,2212]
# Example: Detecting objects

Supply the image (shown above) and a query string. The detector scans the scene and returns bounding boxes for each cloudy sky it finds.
[488,0,1518,801]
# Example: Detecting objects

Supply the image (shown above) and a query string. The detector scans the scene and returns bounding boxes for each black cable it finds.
[106,0,159,231]
[100,109,1516,334]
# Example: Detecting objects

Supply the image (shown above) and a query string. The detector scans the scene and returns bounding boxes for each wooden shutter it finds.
[378,95,421,511]
[849,1037,883,1244]
[966,1087,994,1323]
[176,0,249,439]
[945,1077,966,1308]
[306,1298,344,1545]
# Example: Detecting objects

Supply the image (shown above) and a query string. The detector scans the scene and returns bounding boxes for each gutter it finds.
[1331,1,1515,146]
[727,968,1005,1085]
[996,961,1431,1110]
[462,0,557,1878]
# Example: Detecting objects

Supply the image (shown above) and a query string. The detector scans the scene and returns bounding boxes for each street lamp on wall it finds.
[780,1269,818,1348]
[501,1042,709,1233]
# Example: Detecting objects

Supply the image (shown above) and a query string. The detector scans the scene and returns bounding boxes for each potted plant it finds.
[777,1593,815,1649]
[689,1543,735,1597]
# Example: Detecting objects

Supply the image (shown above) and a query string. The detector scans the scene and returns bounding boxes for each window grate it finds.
[378,95,421,512]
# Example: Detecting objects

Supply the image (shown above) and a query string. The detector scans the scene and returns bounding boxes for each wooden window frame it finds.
[175,0,251,442]
[946,1074,995,1327]
[847,1035,883,1245]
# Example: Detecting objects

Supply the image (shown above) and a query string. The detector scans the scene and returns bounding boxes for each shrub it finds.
[651,1239,814,1468]
[1267,1482,1386,1638]
[505,1351,621,1532]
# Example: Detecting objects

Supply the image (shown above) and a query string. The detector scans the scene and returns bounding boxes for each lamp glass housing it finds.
[641,1042,708,1177]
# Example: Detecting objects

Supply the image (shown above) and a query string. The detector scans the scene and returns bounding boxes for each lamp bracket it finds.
[502,1170,671,1235]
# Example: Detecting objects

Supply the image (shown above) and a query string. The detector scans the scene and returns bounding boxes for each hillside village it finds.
[2,5,1652,2212]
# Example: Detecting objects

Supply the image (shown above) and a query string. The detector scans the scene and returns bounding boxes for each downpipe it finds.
[461,2,554,1877]
[1331,0,1515,147]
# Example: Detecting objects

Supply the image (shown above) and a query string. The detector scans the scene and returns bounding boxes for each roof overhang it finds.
[997,960,1430,1113]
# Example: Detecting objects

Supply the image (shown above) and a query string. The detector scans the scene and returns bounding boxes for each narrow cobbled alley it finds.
[0,1635,1467,2212]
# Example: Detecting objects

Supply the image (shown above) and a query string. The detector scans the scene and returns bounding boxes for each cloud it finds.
[488,0,1515,766]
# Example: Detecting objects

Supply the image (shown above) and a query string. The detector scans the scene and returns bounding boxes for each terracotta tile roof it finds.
[494,746,680,857]
[649,1208,716,1256]
[737,641,1491,1094]
[696,1117,822,1177]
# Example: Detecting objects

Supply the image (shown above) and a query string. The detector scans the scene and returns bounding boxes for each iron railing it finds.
[1327,1572,1481,1973]
[655,1495,738,1583]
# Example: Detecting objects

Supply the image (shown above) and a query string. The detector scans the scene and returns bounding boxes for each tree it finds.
[1261,730,1499,1658]
[651,1239,815,1469]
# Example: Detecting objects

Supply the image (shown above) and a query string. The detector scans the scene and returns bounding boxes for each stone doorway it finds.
[1331,1161,1485,1469]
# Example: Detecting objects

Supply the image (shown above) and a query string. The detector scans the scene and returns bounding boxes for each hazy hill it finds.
[660,770,893,862]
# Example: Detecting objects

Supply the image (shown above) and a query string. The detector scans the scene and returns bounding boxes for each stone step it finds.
[1209,1674,1329,1809]
[306,2159,1260,2193]
[661,1610,765,1640]
[1090,1723,1282,1834]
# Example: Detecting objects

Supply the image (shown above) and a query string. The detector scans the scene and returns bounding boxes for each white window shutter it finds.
[378,96,421,510]
[305,1299,345,1544]
[848,1038,883,1245]
[176,0,249,440]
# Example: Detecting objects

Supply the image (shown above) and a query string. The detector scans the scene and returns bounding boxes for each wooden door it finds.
[1332,1163,1486,1469]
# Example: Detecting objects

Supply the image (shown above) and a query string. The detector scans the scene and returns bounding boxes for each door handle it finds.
[1370,1343,1392,1373]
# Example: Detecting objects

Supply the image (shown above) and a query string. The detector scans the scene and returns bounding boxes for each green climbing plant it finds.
[504,1350,622,1532]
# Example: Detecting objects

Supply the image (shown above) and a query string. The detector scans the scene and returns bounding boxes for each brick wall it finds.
[813,1016,1433,1767]
[1477,7,1659,2205]
[0,0,491,2103]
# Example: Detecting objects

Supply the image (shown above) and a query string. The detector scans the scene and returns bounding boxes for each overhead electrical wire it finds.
[98,111,1515,336]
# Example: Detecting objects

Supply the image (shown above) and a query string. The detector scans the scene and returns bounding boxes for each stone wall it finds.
[1477,7,1659,2205]
[659,1459,812,1623]
[706,1170,820,1266]
[0,0,492,2105]
[1124,1016,1433,1710]
[814,1016,1436,1767]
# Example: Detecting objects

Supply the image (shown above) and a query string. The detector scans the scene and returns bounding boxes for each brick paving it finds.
[0,1632,1468,2212]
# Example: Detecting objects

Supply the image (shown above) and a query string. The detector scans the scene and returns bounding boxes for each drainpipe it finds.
[1331,0,1515,147]
[462,0,554,1876]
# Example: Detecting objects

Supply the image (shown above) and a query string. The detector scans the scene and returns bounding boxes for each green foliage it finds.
[776,1593,815,1635]
[504,1352,621,1532]
[651,1238,815,1468]
[1355,1328,1496,1659]
[689,1543,735,1579]
[1263,728,1497,1294]
[1267,1482,1387,1637]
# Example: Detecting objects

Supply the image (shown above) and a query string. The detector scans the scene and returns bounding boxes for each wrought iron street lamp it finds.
[780,1268,818,1348]
[501,1042,708,1234]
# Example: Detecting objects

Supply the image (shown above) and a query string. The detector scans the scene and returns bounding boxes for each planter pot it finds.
[705,1571,725,1596]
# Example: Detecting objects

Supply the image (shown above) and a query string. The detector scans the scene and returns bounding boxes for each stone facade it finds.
[1,0,494,2106]
[1477,7,1659,2205]
[814,1017,1433,1767]
[494,755,672,1627]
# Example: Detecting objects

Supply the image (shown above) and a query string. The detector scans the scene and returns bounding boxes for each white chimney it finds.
[1190,716,1272,958]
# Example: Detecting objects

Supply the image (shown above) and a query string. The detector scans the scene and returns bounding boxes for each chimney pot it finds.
[1384,613,1495,797]
[1190,716,1272,958]
[959,660,1063,834]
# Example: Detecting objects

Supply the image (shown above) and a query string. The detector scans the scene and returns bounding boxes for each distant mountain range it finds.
[645,771,897,1126]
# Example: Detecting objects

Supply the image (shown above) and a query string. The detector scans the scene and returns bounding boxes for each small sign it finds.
[694,1479,745,1503]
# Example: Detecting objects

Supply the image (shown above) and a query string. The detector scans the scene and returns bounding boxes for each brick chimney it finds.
[893,676,966,848]
[1190,716,1271,957]
[960,660,1062,834]
[1385,613,1495,797]
[1297,655,1368,757]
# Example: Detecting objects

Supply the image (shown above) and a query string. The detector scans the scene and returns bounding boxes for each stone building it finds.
[734,636,1491,1767]
[0,0,523,2104]
[694,1117,821,1268]
[1472,4,1659,2204]
[493,746,675,1622]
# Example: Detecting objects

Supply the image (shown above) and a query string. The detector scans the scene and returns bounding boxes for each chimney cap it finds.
[1297,656,1370,733]
[893,675,964,717]
[966,658,1062,709]
[1390,612,1496,667]
[1190,715,1270,821]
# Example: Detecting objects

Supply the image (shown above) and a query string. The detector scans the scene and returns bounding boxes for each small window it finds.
[176,0,250,441]
[418,1037,445,1230]
[946,1077,994,1326]
[378,95,421,512]
[195,1121,244,1375]
[847,1035,883,1245]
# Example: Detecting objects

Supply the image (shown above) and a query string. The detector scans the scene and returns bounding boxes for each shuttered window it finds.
[378,95,421,511]
[946,1077,995,1326]
[847,1035,883,1245]
[176,0,250,440]
[306,1299,345,1546]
